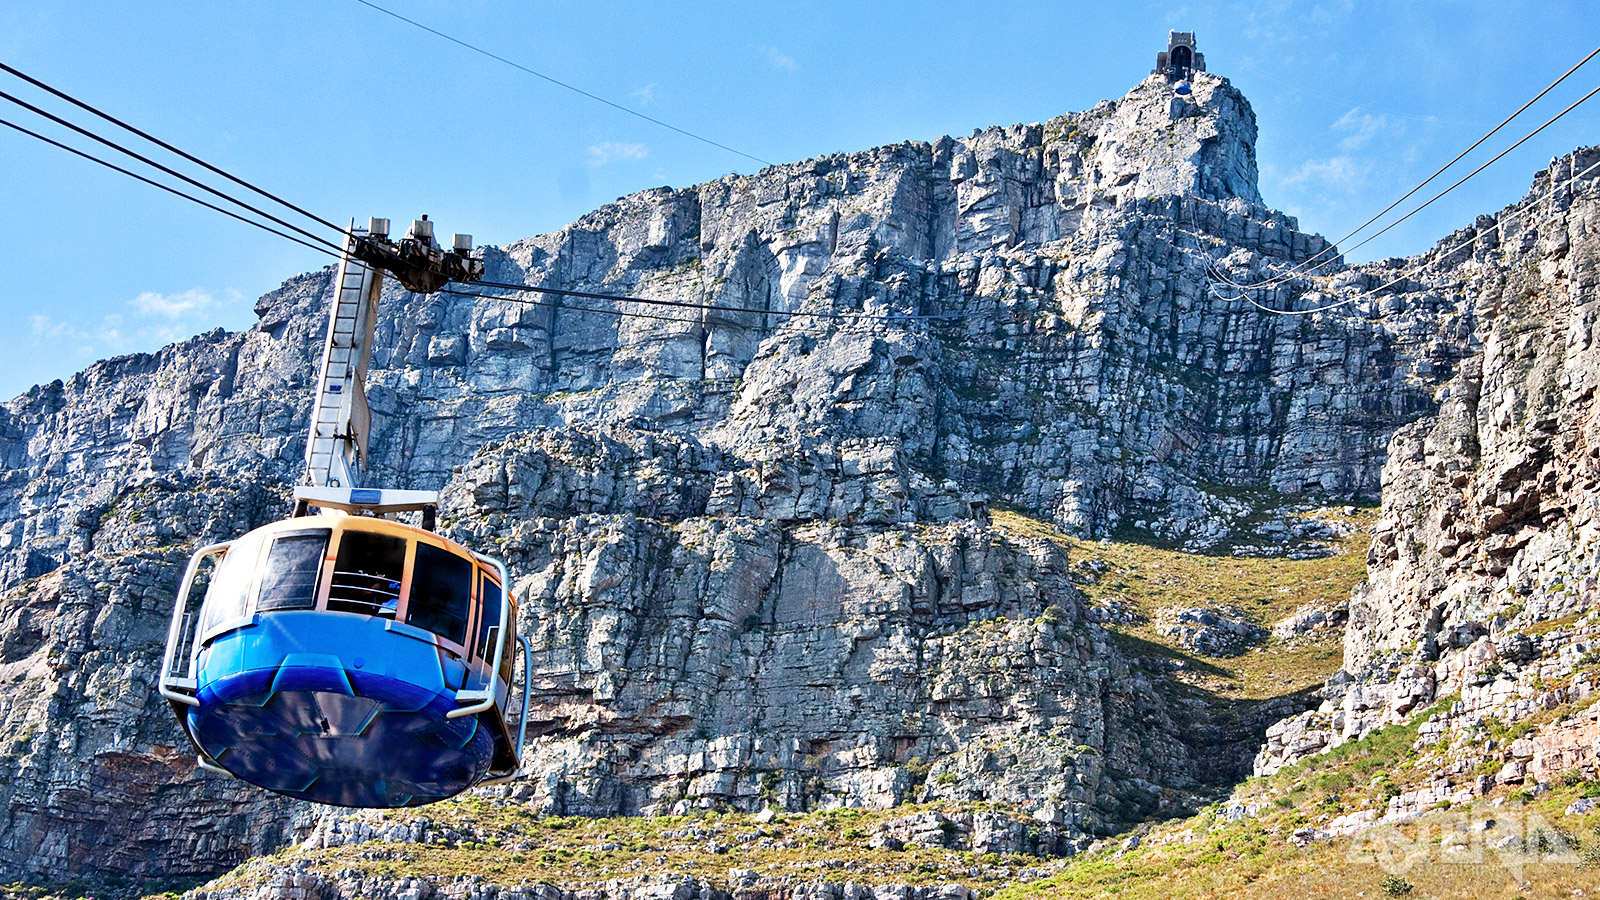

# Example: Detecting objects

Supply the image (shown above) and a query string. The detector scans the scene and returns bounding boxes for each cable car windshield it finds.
[198,533,262,637]
[257,530,329,611]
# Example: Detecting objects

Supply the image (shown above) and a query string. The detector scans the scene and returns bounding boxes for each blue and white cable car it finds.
[158,217,527,807]
[159,511,529,807]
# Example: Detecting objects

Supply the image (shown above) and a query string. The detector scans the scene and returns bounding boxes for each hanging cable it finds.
[1216,79,1600,298]
[0,61,348,237]
[0,98,957,326]
[351,0,774,168]
[442,287,707,325]
[0,87,350,257]
[1222,43,1600,291]
[0,75,965,327]
[472,277,967,322]
[1215,153,1600,317]
[444,285,961,328]
[0,114,344,261]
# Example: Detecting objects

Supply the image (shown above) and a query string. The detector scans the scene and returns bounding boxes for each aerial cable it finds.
[0,81,962,326]
[351,0,774,168]
[442,287,714,326]
[445,286,957,329]
[0,96,955,326]
[0,86,350,257]
[1215,153,1600,317]
[0,61,349,237]
[1222,43,1600,291]
[1216,79,1600,299]
[473,276,968,322]
[0,114,346,261]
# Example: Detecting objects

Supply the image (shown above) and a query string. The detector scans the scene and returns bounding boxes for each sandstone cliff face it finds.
[0,71,1466,882]
[1254,149,1600,795]
[435,430,1194,827]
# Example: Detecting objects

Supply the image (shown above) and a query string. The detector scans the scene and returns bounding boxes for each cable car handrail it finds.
[159,540,233,707]
[479,632,533,786]
[447,552,513,718]
[329,569,401,591]
[513,632,532,756]
[326,569,403,611]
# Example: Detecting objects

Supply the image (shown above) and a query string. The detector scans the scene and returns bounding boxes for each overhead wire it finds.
[1211,153,1600,317]
[1221,80,1600,293]
[446,286,965,327]
[351,0,775,168]
[0,85,350,257]
[0,66,961,328]
[1215,80,1600,313]
[471,277,967,322]
[0,60,348,237]
[0,114,346,261]
[1220,43,1600,291]
[10,34,1583,331]
[0,69,956,327]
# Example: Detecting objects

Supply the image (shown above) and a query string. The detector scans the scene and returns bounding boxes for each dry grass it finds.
[991,506,1374,699]
[190,803,1063,897]
[995,789,1600,900]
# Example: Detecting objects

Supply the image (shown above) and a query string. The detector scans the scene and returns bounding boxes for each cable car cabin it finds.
[158,515,530,808]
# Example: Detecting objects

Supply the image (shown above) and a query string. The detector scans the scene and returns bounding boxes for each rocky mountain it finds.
[1253,148,1600,805]
[3,55,1591,896]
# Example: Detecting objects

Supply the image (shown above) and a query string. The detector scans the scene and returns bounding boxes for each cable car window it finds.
[256,530,330,612]
[477,574,502,661]
[407,543,472,645]
[498,603,517,684]
[199,533,263,635]
[328,530,407,615]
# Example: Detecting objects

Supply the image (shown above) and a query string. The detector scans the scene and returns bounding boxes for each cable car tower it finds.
[158,217,532,808]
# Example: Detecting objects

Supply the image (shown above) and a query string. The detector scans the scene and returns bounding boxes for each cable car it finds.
[157,216,519,807]
[158,508,530,808]
[1175,80,1192,96]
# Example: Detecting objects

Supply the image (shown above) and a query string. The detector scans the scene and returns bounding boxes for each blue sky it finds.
[2,1,1597,400]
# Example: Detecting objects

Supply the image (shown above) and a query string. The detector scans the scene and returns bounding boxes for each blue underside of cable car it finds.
[185,611,496,807]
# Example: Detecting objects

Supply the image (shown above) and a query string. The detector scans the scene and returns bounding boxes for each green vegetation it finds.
[993,760,1600,900]
[191,803,1058,897]
[991,506,1374,699]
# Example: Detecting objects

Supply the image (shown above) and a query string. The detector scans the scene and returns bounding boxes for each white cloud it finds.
[759,45,798,71]
[1280,155,1370,192]
[131,287,235,318]
[30,314,88,341]
[1332,108,1395,152]
[585,141,649,167]
[29,287,245,360]
[632,83,658,105]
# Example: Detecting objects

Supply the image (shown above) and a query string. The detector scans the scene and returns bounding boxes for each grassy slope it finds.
[998,699,1600,900]
[990,507,1371,699]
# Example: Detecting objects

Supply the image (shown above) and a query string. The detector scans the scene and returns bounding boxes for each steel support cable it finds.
[0,87,350,257]
[1214,154,1600,317]
[0,114,345,261]
[1214,81,1600,304]
[351,0,774,168]
[442,287,716,326]
[1221,44,1600,291]
[0,96,963,326]
[444,286,955,328]
[472,277,968,322]
[0,61,348,236]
